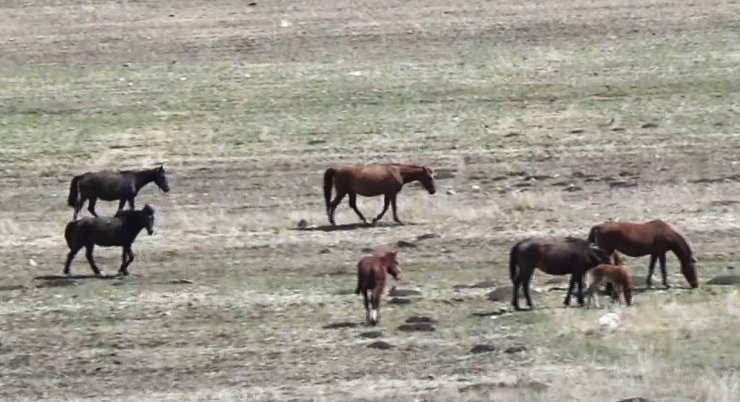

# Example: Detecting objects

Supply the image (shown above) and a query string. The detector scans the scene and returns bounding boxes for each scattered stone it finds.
[487,286,540,302]
[359,331,383,339]
[469,280,498,289]
[597,312,621,331]
[611,127,625,132]
[388,297,413,305]
[416,233,440,241]
[28,258,37,267]
[446,189,456,195]
[504,345,527,354]
[405,315,437,324]
[367,341,393,350]
[396,240,417,248]
[471,184,481,192]
[398,322,435,332]
[297,219,308,229]
[470,344,497,354]
[551,180,571,187]
[319,248,330,254]
[641,122,659,129]
[248,2,257,6]
[563,185,583,192]
[705,275,740,286]
[618,398,655,402]
[322,322,358,329]
[609,180,638,188]
[168,279,193,284]
[728,266,735,270]
[570,129,585,134]
[361,247,374,253]
[389,287,422,297]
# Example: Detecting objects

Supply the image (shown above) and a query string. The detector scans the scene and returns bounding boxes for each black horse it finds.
[64,204,156,276]
[508,236,612,310]
[67,165,170,221]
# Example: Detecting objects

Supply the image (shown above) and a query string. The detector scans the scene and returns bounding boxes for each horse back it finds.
[80,171,135,200]
[336,165,402,196]
[357,256,384,291]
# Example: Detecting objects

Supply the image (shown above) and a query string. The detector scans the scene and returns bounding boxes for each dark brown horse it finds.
[355,248,401,325]
[509,236,612,310]
[68,165,170,221]
[64,204,156,276]
[587,219,698,289]
[324,163,436,226]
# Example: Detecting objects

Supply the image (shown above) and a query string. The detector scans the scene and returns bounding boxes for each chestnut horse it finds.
[324,163,436,226]
[587,219,698,289]
[586,264,635,308]
[509,236,612,310]
[68,165,170,221]
[355,248,401,325]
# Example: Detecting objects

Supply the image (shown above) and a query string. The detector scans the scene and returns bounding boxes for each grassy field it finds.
[1,0,739,400]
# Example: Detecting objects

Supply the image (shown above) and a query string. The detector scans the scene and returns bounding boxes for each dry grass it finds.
[1,0,740,400]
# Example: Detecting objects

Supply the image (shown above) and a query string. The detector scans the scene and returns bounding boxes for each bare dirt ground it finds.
[1,0,739,401]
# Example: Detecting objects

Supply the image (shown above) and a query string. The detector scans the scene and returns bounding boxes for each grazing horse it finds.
[63,204,156,276]
[355,248,401,325]
[324,163,436,226]
[586,264,635,308]
[587,219,698,289]
[509,237,612,310]
[68,165,170,221]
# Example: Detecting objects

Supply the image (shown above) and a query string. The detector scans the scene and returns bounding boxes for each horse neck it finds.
[132,169,156,191]
[669,233,693,265]
[397,165,423,184]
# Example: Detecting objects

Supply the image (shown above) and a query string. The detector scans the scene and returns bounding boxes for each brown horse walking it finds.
[586,264,635,308]
[509,237,612,310]
[587,219,698,289]
[64,205,156,276]
[355,248,401,325]
[68,165,170,221]
[324,163,436,226]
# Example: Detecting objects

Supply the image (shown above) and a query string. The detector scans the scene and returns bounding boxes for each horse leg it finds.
[87,197,99,217]
[347,193,367,224]
[647,255,657,288]
[117,199,126,212]
[390,195,403,225]
[564,274,577,306]
[119,246,134,276]
[586,279,600,309]
[362,290,371,324]
[327,191,347,226]
[63,245,83,275]
[73,197,86,221]
[84,244,102,276]
[128,197,135,211]
[522,270,535,310]
[659,253,670,289]
[369,289,381,326]
[511,269,521,311]
[576,271,586,307]
[372,195,391,225]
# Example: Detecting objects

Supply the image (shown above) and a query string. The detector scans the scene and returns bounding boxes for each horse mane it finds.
[671,229,695,263]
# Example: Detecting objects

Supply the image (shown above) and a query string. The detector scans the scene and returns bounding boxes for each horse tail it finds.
[587,225,599,244]
[509,241,519,283]
[323,167,337,212]
[67,174,82,207]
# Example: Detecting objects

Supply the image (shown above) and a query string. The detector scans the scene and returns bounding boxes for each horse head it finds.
[681,258,699,288]
[588,245,612,266]
[154,165,170,193]
[420,166,436,195]
[382,250,401,280]
[141,204,156,235]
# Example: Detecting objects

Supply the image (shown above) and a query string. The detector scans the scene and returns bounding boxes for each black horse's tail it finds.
[323,168,337,213]
[67,174,82,207]
[587,225,599,244]
[509,241,519,283]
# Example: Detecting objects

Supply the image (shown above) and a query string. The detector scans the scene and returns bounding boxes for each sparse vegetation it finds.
[1,0,739,401]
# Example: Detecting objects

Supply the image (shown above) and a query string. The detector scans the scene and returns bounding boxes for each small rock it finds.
[728,266,735,270]
[169,279,193,284]
[570,129,585,134]
[398,322,435,332]
[469,280,498,289]
[609,181,638,188]
[471,184,481,192]
[487,286,540,302]
[470,344,497,354]
[28,259,37,267]
[446,189,456,195]
[248,2,257,6]
[405,315,437,324]
[563,185,583,192]
[396,240,417,248]
[416,233,439,241]
[388,297,413,305]
[504,345,527,354]
[297,219,308,229]
[367,341,393,350]
[389,287,422,297]
[597,312,621,330]
[641,122,659,129]
[706,275,740,285]
[279,19,292,28]
[618,398,655,402]
[323,322,358,329]
[319,248,330,254]
[361,247,374,253]
[359,331,383,339]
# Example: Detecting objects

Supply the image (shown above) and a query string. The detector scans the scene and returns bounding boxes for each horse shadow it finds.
[295,221,417,232]
[33,274,124,281]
